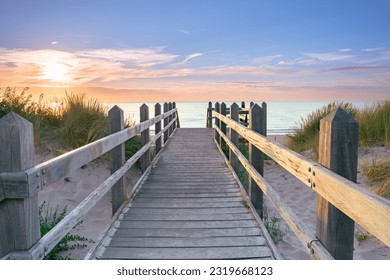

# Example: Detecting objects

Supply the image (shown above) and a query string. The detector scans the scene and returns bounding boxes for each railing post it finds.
[0,112,40,258]
[214,102,220,144]
[155,103,162,155]
[316,108,358,259]
[109,106,126,215]
[163,102,169,143]
[249,103,266,218]
[230,103,239,173]
[207,102,213,128]
[140,104,150,173]
[220,102,227,150]
[172,102,177,130]
[168,102,173,136]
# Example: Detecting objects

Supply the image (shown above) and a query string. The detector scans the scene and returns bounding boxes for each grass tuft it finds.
[376,179,390,199]
[361,157,390,186]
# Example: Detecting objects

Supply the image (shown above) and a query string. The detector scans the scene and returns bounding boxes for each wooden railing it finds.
[0,102,179,259]
[212,101,390,260]
[206,101,251,128]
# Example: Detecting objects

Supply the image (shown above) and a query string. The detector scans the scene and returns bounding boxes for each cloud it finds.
[338,48,352,52]
[252,54,283,64]
[362,47,385,52]
[179,29,191,35]
[303,52,355,62]
[174,52,203,66]
[51,41,59,45]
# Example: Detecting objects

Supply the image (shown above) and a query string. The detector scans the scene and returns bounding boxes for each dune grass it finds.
[0,87,140,156]
[286,100,390,158]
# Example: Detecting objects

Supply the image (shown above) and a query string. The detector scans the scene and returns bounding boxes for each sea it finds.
[104,101,375,135]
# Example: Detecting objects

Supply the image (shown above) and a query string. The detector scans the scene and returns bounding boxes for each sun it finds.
[41,62,72,82]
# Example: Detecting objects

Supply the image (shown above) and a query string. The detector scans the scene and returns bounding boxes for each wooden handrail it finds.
[213,110,390,248]
[5,116,177,259]
[214,125,333,259]
[0,108,177,201]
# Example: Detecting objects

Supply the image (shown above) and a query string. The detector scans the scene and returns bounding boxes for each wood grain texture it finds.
[0,112,39,258]
[316,108,357,259]
[140,104,150,173]
[109,105,126,215]
[95,128,274,260]
[154,103,162,154]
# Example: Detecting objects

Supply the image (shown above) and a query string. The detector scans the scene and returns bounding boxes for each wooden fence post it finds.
[163,102,169,143]
[172,102,177,130]
[316,108,358,259]
[0,112,40,258]
[155,103,162,155]
[108,106,126,215]
[140,104,150,173]
[230,103,239,173]
[249,104,266,218]
[220,102,227,150]
[168,102,173,136]
[215,102,220,144]
[207,102,213,128]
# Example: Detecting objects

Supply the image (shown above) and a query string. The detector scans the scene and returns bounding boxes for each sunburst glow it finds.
[41,62,72,82]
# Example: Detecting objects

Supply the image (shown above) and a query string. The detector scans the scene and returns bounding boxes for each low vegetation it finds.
[39,202,94,260]
[0,87,140,154]
[286,100,390,157]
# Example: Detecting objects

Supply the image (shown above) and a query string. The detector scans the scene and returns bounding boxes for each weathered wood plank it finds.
[214,111,390,247]
[111,227,262,238]
[133,197,244,203]
[154,103,162,154]
[140,104,150,173]
[130,202,246,208]
[121,213,253,221]
[117,220,257,229]
[99,246,271,259]
[108,236,266,247]
[137,192,241,198]
[126,207,249,215]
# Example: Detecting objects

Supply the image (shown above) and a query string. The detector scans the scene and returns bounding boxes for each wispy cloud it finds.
[51,41,59,45]
[252,54,282,64]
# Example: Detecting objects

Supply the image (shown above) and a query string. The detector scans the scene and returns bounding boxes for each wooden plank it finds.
[130,202,246,208]
[0,112,40,258]
[99,246,271,259]
[316,108,357,259]
[137,193,241,198]
[108,236,266,247]
[111,227,262,238]
[121,213,253,221]
[215,102,220,143]
[117,220,257,229]
[108,105,126,215]
[127,207,248,215]
[133,197,243,203]
[214,111,390,247]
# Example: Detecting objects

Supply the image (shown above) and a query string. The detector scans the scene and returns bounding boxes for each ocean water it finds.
[104,101,374,135]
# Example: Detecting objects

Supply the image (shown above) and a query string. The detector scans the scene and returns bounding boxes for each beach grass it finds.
[0,87,140,157]
[361,157,390,186]
[286,100,390,157]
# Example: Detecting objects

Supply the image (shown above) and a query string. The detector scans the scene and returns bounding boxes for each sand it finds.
[36,135,389,260]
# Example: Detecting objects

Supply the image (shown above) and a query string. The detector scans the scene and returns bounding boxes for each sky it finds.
[0,0,389,102]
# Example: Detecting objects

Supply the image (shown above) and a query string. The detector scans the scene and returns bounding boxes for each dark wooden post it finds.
[316,108,358,260]
[241,101,245,108]
[215,102,220,144]
[109,106,126,215]
[262,102,267,136]
[155,103,162,155]
[0,112,40,258]
[249,104,266,218]
[220,102,227,150]
[140,104,150,173]
[207,102,213,128]
[172,102,177,130]
[163,102,169,143]
[230,103,239,173]
[168,102,173,136]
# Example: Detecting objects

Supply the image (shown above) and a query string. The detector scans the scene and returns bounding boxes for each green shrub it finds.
[39,202,94,260]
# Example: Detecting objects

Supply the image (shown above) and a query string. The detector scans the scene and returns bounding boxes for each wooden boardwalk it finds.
[93,128,273,259]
